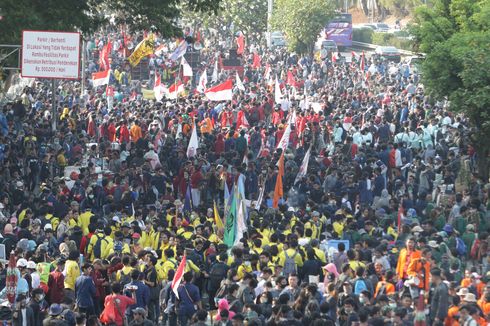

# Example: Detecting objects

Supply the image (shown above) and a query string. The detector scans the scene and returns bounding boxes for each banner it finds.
[128,34,155,67]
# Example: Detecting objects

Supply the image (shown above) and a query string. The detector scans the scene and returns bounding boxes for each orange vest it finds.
[444,306,459,326]
[396,248,421,279]
[407,257,431,290]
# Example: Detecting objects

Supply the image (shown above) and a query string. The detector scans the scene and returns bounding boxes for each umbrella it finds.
[5,252,18,305]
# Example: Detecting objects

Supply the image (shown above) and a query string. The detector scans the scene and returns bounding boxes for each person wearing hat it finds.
[43,303,64,325]
[130,307,153,326]
[458,304,479,326]
[27,261,40,289]
[429,267,449,325]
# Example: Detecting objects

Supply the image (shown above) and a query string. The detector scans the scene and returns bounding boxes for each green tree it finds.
[0,0,221,45]
[271,0,336,54]
[183,0,267,41]
[411,0,490,180]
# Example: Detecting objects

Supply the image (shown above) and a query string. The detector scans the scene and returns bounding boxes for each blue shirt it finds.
[176,283,200,316]
[75,274,96,308]
[125,280,150,311]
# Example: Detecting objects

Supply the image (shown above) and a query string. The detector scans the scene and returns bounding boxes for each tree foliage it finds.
[183,0,267,40]
[271,0,336,54]
[0,0,221,44]
[411,0,490,179]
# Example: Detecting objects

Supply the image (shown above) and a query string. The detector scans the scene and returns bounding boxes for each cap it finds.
[411,225,423,233]
[112,216,121,223]
[16,259,28,268]
[132,233,141,239]
[466,224,475,231]
[456,287,469,296]
[49,303,63,316]
[132,307,146,315]
[312,211,320,217]
[27,261,36,269]
[122,222,131,229]
[44,223,53,231]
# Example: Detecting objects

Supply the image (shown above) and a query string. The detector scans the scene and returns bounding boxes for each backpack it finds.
[354,277,373,296]
[209,262,228,288]
[92,234,108,259]
[283,250,298,276]
[456,237,467,256]
[119,269,132,287]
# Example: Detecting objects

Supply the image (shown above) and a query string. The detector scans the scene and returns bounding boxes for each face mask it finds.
[38,294,45,301]
[345,308,352,314]
[260,297,268,304]
[389,303,397,309]
[88,194,94,199]
[359,297,366,304]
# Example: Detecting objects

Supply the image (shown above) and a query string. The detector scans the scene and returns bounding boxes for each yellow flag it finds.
[128,34,155,67]
[141,88,155,99]
[214,200,224,229]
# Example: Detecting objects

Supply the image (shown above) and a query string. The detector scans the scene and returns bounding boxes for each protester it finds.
[0,23,488,326]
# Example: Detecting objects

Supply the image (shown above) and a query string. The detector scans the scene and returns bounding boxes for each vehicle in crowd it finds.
[375,45,401,63]
[405,54,426,74]
[270,31,286,48]
[324,13,352,48]
[314,39,338,60]
[362,22,390,32]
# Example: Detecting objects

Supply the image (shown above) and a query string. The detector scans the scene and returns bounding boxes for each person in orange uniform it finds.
[407,248,432,298]
[375,269,396,298]
[396,237,421,283]
[478,287,490,317]
[444,295,460,326]
[130,120,143,143]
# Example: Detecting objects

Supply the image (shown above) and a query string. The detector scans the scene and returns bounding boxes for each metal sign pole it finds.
[52,79,57,131]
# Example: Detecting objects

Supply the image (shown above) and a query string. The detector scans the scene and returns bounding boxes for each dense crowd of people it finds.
[0,26,489,326]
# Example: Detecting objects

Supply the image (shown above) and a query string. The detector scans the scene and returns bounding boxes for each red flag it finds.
[332,52,337,63]
[286,71,296,87]
[99,40,112,71]
[106,85,114,97]
[252,53,261,69]
[273,154,284,208]
[171,255,187,298]
[351,51,357,58]
[236,34,245,55]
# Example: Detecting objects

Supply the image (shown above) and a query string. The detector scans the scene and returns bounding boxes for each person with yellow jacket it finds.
[63,251,80,298]
[277,239,304,277]
[86,227,113,261]
[78,208,93,236]
[158,248,179,282]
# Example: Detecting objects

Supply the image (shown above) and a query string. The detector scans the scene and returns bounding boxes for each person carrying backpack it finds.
[206,253,229,309]
[279,239,303,277]
[86,226,112,261]
[353,266,374,296]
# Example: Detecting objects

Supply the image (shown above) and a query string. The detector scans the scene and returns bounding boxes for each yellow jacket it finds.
[64,259,80,290]
[278,248,303,268]
[86,232,112,260]
[79,212,93,235]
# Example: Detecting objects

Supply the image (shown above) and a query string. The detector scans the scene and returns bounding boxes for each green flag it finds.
[224,189,237,247]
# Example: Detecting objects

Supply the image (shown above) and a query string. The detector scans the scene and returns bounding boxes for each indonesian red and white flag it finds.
[252,53,261,69]
[187,121,199,158]
[166,81,184,100]
[171,255,187,299]
[277,122,291,152]
[181,57,193,77]
[153,73,167,102]
[236,72,245,91]
[332,52,337,63]
[205,79,233,101]
[92,69,111,88]
[197,69,207,93]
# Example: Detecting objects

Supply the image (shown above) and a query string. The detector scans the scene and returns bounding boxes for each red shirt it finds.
[47,270,65,304]
[100,294,136,326]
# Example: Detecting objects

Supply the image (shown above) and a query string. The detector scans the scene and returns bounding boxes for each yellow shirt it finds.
[79,212,93,235]
[116,266,134,282]
[64,259,80,290]
[278,248,303,268]
[333,221,345,237]
[349,260,366,271]
[237,263,253,280]
[86,232,112,260]
[313,247,327,264]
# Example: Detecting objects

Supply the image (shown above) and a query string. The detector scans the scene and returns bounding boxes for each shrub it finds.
[353,27,374,43]
[371,32,414,51]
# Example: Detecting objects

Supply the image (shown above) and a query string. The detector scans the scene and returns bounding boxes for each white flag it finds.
[181,57,193,77]
[236,71,245,91]
[275,76,283,103]
[234,197,248,246]
[197,70,207,93]
[212,59,218,83]
[186,122,199,158]
[255,180,266,210]
[276,122,291,152]
[294,146,311,184]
